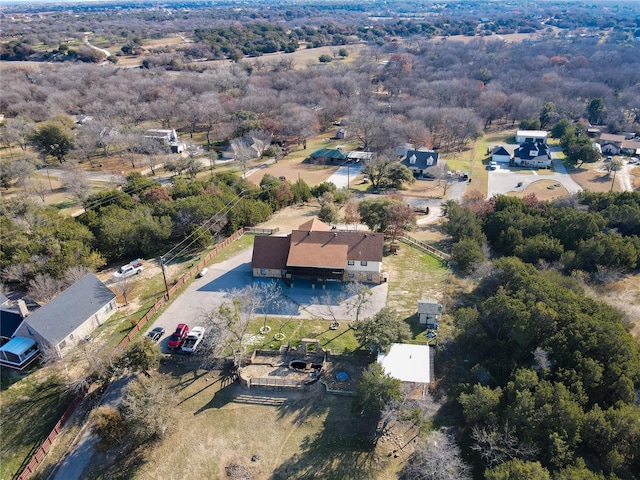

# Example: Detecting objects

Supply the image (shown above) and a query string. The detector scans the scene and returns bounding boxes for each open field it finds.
[81,366,405,480]
[114,42,365,70]
[568,159,637,193]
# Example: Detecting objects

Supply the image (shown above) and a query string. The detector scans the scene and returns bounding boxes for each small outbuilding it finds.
[418,299,442,328]
[378,343,431,384]
[516,130,548,144]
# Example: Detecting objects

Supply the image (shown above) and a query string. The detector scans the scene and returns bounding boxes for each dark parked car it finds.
[147,327,165,342]
[168,323,189,349]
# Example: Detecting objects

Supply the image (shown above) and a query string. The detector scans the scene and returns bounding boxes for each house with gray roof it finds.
[492,145,512,164]
[600,133,626,155]
[15,273,117,358]
[513,141,552,168]
[401,149,439,178]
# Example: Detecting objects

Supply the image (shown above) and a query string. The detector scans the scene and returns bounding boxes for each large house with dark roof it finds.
[252,218,385,286]
[401,149,439,177]
[308,148,348,164]
[513,141,552,168]
[15,273,117,358]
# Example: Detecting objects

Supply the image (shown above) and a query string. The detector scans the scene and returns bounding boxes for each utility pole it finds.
[160,256,170,299]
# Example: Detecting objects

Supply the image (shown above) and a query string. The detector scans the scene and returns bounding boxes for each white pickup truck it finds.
[181,326,206,353]
[112,259,144,279]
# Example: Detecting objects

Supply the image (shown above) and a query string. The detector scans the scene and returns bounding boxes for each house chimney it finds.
[17,299,29,318]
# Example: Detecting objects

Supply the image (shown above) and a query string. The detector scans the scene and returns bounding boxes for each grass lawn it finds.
[247,315,360,354]
[90,367,401,480]
[383,243,450,321]
[0,368,72,480]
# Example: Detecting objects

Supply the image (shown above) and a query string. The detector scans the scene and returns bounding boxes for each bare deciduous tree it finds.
[432,161,456,197]
[3,118,35,152]
[470,423,539,467]
[27,273,63,304]
[112,274,135,306]
[200,284,263,368]
[342,281,372,323]
[402,430,472,480]
[230,137,256,177]
[343,201,361,231]
[2,263,34,284]
[62,162,91,202]
[64,265,92,285]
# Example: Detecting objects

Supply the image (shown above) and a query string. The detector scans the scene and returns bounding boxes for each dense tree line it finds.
[450,258,640,478]
[444,191,640,275]
[0,170,307,289]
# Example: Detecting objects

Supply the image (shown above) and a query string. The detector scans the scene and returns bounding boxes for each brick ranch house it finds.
[251,218,385,286]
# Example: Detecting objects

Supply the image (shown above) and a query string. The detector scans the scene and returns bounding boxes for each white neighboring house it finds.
[492,145,512,164]
[145,129,185,154]
[516,130,548,144]
[15,273,117,358]
[599,133,626,155]
[513,141,552,168]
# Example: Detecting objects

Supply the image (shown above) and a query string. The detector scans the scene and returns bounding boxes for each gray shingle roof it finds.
[24,273,115,344]
[401,150,439,170]
[514,141,550,160]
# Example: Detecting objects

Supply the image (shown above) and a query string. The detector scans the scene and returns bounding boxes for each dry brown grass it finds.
[567,160,628,193]
[580,273,640,340]
[96,366,405,480]
[115,43,365,70]
[631,166,640,190]
[507,179,569,201]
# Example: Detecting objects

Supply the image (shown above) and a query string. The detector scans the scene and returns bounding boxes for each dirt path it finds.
[618,163,634,191]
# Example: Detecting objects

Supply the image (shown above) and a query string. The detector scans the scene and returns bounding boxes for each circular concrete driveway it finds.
[487,151,582,198]
[147,245,387,353]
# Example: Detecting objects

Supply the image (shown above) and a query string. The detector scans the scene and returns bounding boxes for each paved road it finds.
[148,245,387,352]
[326,162,362,188]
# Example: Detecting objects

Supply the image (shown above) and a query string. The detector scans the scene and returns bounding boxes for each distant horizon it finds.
[0,0,627,5]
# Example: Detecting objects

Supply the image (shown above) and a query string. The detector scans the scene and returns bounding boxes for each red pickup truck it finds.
[168,323,189,349]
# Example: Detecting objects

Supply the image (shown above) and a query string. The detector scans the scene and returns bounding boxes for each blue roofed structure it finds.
[0,336,40,370]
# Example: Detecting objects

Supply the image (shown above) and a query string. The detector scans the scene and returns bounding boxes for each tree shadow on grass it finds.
[270,394,380,480]
[193,376,240,414]
[590,174,614,183]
